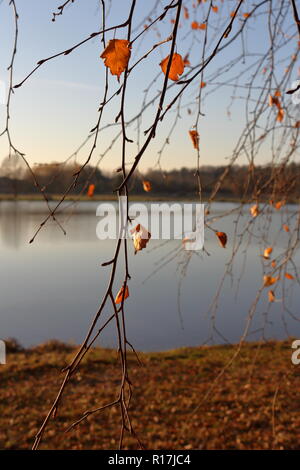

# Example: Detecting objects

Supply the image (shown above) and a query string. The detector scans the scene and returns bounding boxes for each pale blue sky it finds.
[0,0,298,172]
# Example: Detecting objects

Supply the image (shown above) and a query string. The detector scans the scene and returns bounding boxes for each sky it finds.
[0,0,299,173]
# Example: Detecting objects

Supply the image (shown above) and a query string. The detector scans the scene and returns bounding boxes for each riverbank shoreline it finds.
[1,338,299,450]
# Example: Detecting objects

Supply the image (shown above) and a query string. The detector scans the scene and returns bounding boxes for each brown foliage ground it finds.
[1,339,300,450]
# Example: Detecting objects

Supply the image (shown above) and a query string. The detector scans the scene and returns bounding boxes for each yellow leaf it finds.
[100,39,131,80]
[160,53,185,81]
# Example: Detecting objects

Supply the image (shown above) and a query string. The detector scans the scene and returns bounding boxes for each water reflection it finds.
[0,201,299,350]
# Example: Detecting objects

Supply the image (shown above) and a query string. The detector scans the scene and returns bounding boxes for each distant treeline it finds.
[0,157,299,201]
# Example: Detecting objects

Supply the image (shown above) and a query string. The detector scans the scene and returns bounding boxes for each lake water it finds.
[0,200,299,351]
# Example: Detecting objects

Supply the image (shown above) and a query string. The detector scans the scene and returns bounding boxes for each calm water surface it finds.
[0,200,299,351]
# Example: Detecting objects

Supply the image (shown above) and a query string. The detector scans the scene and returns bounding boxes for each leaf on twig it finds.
[263,275,279,287]
[285,273,295,280]
[216,231,227,248]
[87,184,95,198]
[189,130,199,150]
[143,180,152,192]
[263,246,273,259]
[115,285,129,304]
[268,290,275,302]
[250,204,259,217]
[160,53,185,81]
[100,39,131,80]
[130,224,151,254]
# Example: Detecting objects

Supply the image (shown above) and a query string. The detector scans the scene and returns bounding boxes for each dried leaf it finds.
[100,39,131,80]
[212,6,218,13]
[283,224,290,232]
[216,231,227,248]
[200,81,206,88]
[250,204,259,217]
[276,108,284,122]
[87,184,95,198]
[268,290,275,302]
[189,130,199,150]
[275,200,285,210]
[130,224,151,254]
[285,273,295,280]
[115,285,129,304]
[198,23,207,30]
[160,53,185,81]
[184,6,189,19]
[191,21,199,30]
[263,246,273,259]
[263,275,279,287]
[143,180,152,192]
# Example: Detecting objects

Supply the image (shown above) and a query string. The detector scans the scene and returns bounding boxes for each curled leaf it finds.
[285,273,295,280]
[160,53,185,81]
[130,223,151,254]
[263,275,279,287]
[250,204,259,217]
[216,231,227,248]
[189,130,199,150]
[115,285,129,304]
[283,224,290,232]
[87,184,95,198]
[268,290,275,302]
[100,39,131,80]
[263,246,273,259]
[143,180,152,192]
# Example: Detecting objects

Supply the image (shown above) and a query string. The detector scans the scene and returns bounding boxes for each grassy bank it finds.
[0,339,299,450]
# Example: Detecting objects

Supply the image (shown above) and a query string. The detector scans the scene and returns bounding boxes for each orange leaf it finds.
[189,130,199,150]
[87,184,95,198]
[160,53,185,81]
[283,224,290,232]
[130,224,151,254]
[268,290,275,302]
[271,260,277,268]
[263,246,273,259]
[198,23,207,30]
[250,204,259,217]
[275,200,285,210]
[285,273,295,280]
[191,21,199,29]
[212,6,218,13]
[216,231,227,248]
[276,108,284,122]
[263,275,279,287]
[100,39,131,80]
[294,121,300,128]
[274,90,281,97]
[115,285,129,304]
[143,180,152,192]
[243,13,250,18]
[184,6,189,19]
[200,81,206,88]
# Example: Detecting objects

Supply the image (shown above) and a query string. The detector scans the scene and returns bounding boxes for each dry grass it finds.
[1,339,300,450]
